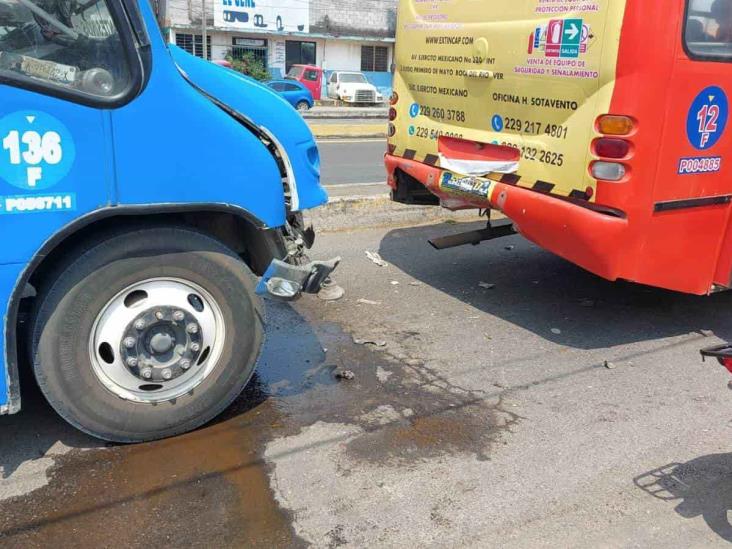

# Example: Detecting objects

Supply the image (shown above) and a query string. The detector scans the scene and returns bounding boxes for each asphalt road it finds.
[3,222,732,547]
[318,138,386,186]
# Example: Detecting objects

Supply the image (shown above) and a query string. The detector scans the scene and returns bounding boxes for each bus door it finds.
[641,0,732,292]
[0,0,140,262]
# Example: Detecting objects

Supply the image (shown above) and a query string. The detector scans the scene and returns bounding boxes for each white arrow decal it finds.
[565,23,579,40]
[26,115,35,124]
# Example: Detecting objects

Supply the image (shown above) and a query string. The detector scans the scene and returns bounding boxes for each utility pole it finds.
[201,0,207,60]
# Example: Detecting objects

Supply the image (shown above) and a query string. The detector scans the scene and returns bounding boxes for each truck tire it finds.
[31,225,264,442]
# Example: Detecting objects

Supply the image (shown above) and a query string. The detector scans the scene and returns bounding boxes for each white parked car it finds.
[327,71,384,104]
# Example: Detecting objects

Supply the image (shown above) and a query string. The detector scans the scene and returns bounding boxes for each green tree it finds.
[226,51,269,81]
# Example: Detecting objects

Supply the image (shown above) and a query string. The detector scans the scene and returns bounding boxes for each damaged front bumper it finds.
[256,257,341,300]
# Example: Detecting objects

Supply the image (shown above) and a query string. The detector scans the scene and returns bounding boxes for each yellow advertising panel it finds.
[391,0,628,199]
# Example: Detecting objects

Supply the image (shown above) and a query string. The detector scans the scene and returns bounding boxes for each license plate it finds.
[20,55,77,84]
[439,171,492,199]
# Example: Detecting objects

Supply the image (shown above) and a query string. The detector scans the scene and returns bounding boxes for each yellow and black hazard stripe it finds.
[389,148,591,201]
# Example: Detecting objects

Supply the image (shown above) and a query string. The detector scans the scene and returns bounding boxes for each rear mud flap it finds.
[256,257,341,301]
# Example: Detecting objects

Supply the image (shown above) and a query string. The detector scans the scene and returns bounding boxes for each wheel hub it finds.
[120,306,203,383]
[90,277,225,403]
[150,331,174,354]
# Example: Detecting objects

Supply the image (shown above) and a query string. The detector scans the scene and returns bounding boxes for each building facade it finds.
[158,0,396,90]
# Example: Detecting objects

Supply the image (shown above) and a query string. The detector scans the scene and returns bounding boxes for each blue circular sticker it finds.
[408,125,416,136]
[687,86,729,150]
[491,114,504,132]
[0,111,75,191]
[409,103,420,118]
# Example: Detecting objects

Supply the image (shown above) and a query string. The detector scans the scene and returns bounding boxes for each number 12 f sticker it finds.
[687,86,729,150]
[0,111,75,191]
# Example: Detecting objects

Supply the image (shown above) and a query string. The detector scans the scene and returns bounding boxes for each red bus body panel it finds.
[386,0,732,295]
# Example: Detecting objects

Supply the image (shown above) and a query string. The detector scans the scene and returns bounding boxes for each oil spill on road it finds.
[0,303,316,548]
[321,346,520,465]
[265,302,522,466]
[0,385,304,549]
[0,299,519,547]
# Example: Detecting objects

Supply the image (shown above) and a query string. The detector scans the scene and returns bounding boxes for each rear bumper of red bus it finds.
[385,154,629,283]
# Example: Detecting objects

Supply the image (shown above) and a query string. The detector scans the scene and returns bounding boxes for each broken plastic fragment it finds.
[365,251,388,267]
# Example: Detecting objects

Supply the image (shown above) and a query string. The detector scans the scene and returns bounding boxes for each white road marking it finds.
[317,138,386,144]
[323,182,386,188]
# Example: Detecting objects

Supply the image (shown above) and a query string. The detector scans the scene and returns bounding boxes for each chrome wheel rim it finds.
[89,277,226,403]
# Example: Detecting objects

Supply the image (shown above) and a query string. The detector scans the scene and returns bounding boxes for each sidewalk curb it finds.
[309,123,386,139]
[307,193,478,233]
[304,111,388,120]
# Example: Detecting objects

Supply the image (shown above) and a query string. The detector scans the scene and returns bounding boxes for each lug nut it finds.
[173,310,185,321]
[141,368,153,379]
[186,323,199,334]
[134,319,146,330]
[180,359,191,370]
[191,343,200,352]
[155,311,164,320]
[123,337,136,349]
[126,357,138,368]
[161,368,173,380]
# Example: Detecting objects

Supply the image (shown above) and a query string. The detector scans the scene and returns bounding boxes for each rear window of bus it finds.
[686,0,732,60]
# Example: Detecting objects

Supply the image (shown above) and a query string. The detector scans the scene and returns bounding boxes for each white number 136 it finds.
[2,130,63,166]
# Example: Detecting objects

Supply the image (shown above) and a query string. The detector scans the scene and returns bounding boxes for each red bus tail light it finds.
[390,92,399,105]
[388,123,396,138]
[593,138,630,159]
[597,115,634,136]
[389,107,397,121]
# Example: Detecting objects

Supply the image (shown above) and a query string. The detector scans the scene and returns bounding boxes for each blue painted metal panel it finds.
[0,90,114,264]
[113,5,294,225]
[0,0,329,415]
[170,47,328,212]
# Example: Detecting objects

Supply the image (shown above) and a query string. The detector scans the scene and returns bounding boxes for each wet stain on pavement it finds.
[1,299,520,547]
[335,354,520,465]
[0,383,304,548]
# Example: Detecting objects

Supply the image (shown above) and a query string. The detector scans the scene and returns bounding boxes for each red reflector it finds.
[721,357,732,374]
[389,107,397,121]
[593,138,630,159]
